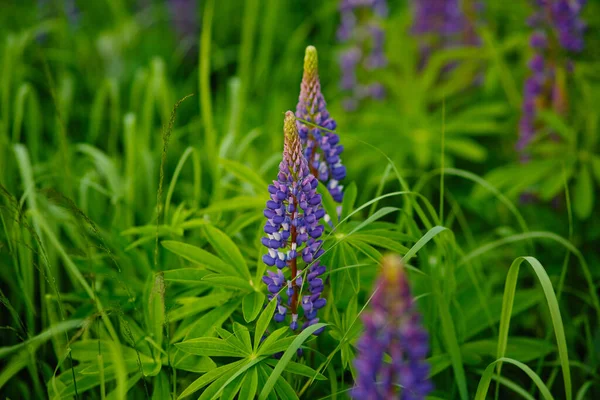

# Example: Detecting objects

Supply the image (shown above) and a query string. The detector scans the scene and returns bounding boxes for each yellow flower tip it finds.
[303,45,319,78]
[381,254,404,282]
[283,110,298,139]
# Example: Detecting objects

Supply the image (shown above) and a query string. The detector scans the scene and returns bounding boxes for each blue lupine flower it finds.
[296,46,346,204]
[262,111,328,334]
[352,255,432,400]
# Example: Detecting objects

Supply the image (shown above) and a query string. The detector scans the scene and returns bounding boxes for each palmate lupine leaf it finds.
[176,293,318,399]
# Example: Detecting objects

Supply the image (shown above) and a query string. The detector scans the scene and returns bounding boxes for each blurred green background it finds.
[1,0,600,399]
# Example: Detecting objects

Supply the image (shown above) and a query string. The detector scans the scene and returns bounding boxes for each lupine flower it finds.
[337,0,388,110]
[261,111,328,335]
[296,46,346,205]
[352,255,432,400]
[410,0,483,68]
[518,0,586,154]
[167,0,198,40]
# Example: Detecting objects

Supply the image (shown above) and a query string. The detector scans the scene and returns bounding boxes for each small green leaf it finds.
[202,225,250,279]
[175,337,247,357]
[258,323,327,400]
[318,181,339,224]
[264,359,327,380]
[178,360,245,399]
[239,367,258,400]
[341,181,357,220]
[162,268,211,283]
[573,165,593,220]
[152,372,169,400]
[220,158,268,192]
[199,196,265,214]
[169,292,233,321]
[147,273,165,348]
[162,240,237,276]
[233,323,252,351]
[242,291,265,322]
[253,297,277,351]
[256,327,289,355]
[203,274,253,291]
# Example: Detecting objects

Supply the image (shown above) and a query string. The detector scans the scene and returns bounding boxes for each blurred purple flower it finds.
[167,0,198,39]
[337,0,388,110]
[262,111,327,335]
[352,255,432,400]
[518,0,586,154]
[410,0,483,68]
[296,46,346,204]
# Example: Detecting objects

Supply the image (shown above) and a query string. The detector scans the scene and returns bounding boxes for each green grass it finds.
[1,0,599,399]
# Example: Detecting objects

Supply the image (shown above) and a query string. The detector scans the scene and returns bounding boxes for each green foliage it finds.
[1,0,599,399]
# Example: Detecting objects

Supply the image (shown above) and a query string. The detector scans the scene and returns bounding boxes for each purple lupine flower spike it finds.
[338,0,388,110]
[262,111,327,335]
[296,46,346,205]
[518,0,586,156]
[352,255,432,400]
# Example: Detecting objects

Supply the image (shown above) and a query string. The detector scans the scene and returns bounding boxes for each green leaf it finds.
[318,181,339,224]
[147,273,165,349]
[169,292,233,321]
[256,327,289,355]
[202,225,250,279]
[475,357,553,400]
[573,165,593,220]
[462,337,554,363]
[207,357,266,400]
[258,336,296,356]
[238,367,258,400]
[220,374,245,400]
[177,359,245,399]
[181,300,240,342]
[253,297,277,351]
[162,240,238,276]
[274,374,299,400]
[591,155,600,186]
[233,323,252,351]
[341,181,357,220]
[220,158,268,192]
[348,233,409,254]
[152,372,170,400]
[202,274,253,291]
[403,226,449,263]
[175,337,247,357]
[258,323,327,400]
[445,138,487,162]
[264,359,327,380]
[162,268,211,283]
[199,196,265,213]
[496,256,571,400]
[242,291,265,322]
[172,353,216,373]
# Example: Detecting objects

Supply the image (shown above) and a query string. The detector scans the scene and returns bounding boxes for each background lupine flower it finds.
[518,0,586,155]
[410,0,483,69]
[262,111,328,335]
[167,0,198,40]
[352,255,432,400]
[296,46,346,205]
[337,0,388,111]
